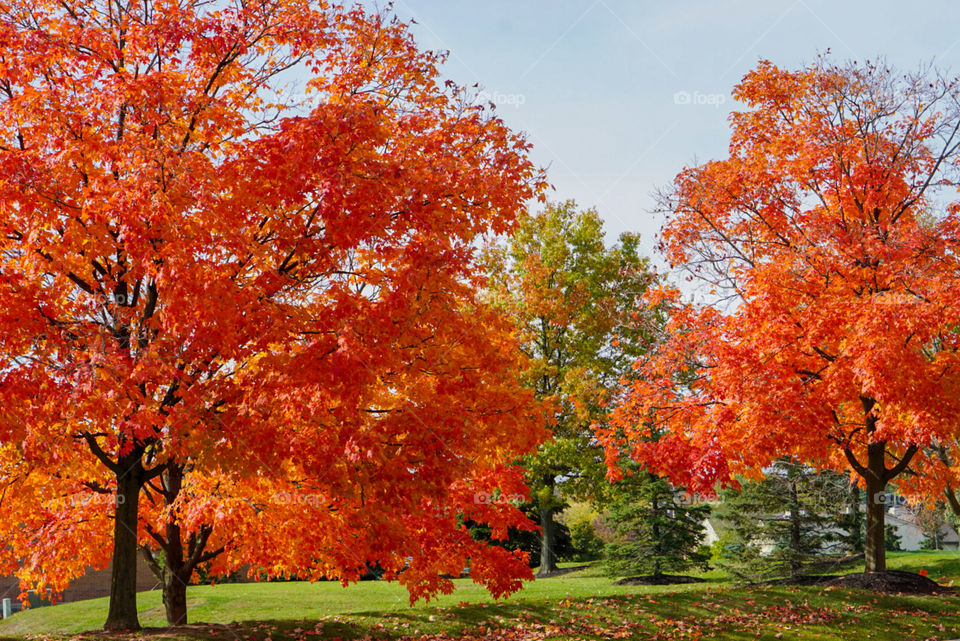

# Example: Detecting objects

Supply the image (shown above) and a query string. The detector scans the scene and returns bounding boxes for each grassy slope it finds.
[1,551,958,640]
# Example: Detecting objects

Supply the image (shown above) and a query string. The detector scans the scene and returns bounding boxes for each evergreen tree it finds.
[885,525,903,552]
[836,482,865,555]
[602,469,711,578]
[714,460,848,580]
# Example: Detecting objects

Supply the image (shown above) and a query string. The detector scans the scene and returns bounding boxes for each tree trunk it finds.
[863,440,887,573]
[104,459,143,631]
[946,485,960,517]
[844,398,919,574]
[164,573,188,627]
[161,466,189,626]
[163,519,189,626]
[141,464,224,626]
[537,504,557,576]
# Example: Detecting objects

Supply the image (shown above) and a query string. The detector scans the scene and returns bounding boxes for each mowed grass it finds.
[0,551,958,640]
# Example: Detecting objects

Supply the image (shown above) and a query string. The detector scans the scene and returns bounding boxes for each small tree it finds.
[885,525,903,551]
[915,502,953,550]
[562,502,605,561]
[602,467,710,579]
[713,461,848,580]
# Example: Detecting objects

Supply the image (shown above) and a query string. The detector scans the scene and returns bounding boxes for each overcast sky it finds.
[376,1,960,261]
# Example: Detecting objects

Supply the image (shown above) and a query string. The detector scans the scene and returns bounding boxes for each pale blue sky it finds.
[379,1,960,258]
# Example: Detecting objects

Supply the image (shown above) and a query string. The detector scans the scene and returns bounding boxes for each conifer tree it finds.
[603,467,710,579]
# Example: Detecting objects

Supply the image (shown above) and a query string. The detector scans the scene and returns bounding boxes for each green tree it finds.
[483,201,657,575]
[714,461,849,581]
[603,469,710,578]
[837,483,865,555]
[562,502,605,561]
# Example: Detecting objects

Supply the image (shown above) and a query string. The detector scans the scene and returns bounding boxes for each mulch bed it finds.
[614,574,707,586]
[763,570,949,595]
[826,570,949,595]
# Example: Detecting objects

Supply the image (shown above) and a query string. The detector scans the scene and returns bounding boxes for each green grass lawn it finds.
[2,551,959,640]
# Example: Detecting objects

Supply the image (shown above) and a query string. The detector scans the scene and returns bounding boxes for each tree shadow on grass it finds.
[21,585,960,641]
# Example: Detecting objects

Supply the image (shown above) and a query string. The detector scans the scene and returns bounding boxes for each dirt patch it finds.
[614,574,707,586]
[535,564,593,578]
[825,570,949,595]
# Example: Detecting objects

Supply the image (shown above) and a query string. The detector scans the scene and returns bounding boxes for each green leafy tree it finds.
[562,502,605,561]
[483,201,658,574]
[603,469,710,578]
[714,461,849,580]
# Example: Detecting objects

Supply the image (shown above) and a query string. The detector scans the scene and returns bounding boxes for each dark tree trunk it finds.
[141,522,191,627]
[537,504,558,576]
[104,457,143,631]
[163,519,189,625]
[843,398,918,574]
[161,465,189,626]
[863,440,887,573]
[164,573,188,626]
[140,463,225,626]
[945,485,960,517]
[140,544,192,626]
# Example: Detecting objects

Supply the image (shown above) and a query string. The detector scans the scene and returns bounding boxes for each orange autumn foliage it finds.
[0,0,547,629]
[601,59,960,572]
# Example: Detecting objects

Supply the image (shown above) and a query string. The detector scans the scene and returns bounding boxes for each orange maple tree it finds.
[600,59,960,574]
[0,0,547,630]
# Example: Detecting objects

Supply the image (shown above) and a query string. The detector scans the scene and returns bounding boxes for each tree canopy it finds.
[0,0,546,629]
[601,58,960,573]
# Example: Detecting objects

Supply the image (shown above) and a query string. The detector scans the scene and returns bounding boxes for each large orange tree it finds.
[601,59,960,574]
[0,0,546,630]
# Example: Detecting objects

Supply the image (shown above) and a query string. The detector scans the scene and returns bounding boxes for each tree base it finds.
[102,620,141,632]
[614,574,707,586]
[825,570,947,595]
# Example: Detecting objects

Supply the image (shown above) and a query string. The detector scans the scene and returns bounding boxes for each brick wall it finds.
[0,555,161,609]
